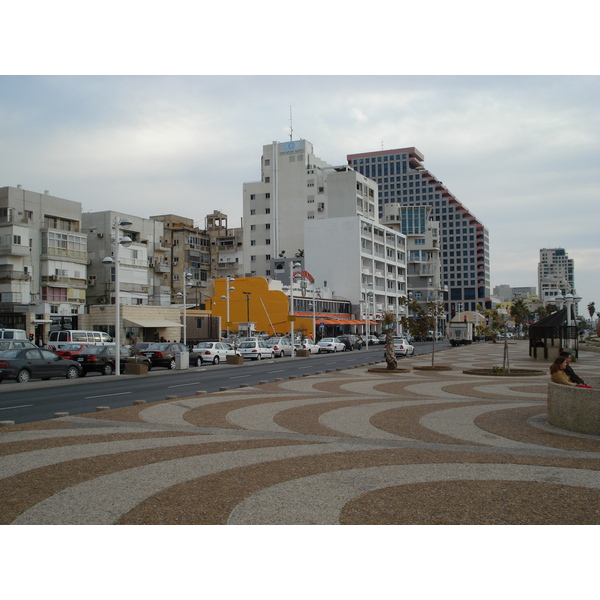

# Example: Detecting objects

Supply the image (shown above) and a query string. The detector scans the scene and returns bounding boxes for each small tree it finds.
[382,312,397,370]
[480,307,510,372]
[399,299,444,367]
[588,302,596,333]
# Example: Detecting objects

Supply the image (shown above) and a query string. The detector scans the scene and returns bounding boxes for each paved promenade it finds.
[1,340,599,525]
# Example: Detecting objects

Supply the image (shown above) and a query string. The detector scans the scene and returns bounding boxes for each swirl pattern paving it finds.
[1,341,599,524]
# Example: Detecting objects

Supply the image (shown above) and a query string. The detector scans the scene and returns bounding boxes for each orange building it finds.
[209,277,364,338]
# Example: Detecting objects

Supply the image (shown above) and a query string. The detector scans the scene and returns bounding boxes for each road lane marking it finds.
[167,382,203,388]
[0,404,33,411]
[85,392,133,399]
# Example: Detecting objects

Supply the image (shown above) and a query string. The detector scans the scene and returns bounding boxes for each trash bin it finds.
[175,352,189,370]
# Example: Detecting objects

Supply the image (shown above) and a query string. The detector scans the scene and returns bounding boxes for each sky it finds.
[2,1,597,586]
[1,4,598,320]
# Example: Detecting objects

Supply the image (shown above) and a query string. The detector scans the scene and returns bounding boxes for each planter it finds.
[227,355,244,365]
[413,365,453,371]
[367,367,410,374]
[296,349,310,358]
[462,368,545,377]
[124,363,149,375]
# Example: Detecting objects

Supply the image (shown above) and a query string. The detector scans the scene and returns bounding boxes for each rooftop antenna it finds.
[289,106,293,141]
[381,139,384,150]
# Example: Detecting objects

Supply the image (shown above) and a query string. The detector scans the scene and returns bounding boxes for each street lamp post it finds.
[363,286,374,349]
[176,273,192,346]
[283,261,302,358]
[220,276,235,338]
[243,291,251,335]
[102,217,132,377]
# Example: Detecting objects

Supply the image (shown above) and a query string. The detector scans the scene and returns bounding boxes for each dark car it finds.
[75,345,152,376]
[141,343,200,369]
[0,347,81,383]
[337,335,363,351]
[130,342,155,354]
[0,340,38,352]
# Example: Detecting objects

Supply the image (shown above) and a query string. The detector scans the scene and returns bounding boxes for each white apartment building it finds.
[243,139,407,326]
[381,204,443,315]
[0,185,88,341]
[83,211,172,308]
[538,248,575,304]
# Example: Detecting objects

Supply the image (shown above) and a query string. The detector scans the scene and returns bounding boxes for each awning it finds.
[123,318,183,328]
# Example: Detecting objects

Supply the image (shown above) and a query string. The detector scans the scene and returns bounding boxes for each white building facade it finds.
[0,185,88,341]
[243,140,407,329]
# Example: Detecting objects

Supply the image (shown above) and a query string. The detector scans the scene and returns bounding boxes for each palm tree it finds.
[509,298,529,338]
[381,312,397,370]
[588,302,596,333]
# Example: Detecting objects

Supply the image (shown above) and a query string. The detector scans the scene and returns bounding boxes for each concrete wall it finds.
[547,377,600,435]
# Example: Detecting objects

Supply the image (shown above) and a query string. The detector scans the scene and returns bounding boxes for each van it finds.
[47,330,113,351]
[0,329,29,340]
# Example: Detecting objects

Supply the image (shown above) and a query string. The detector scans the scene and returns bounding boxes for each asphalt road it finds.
[0,341,452,425]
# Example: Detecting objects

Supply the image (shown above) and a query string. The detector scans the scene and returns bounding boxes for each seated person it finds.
[550,356,592,387]
[559,351,586,385]
[550,356,576,386]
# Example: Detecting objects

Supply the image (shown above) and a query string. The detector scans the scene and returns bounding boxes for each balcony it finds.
[0,270,29,281]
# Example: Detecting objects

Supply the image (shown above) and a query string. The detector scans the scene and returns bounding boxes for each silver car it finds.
[317,337,346,353]
[385,337,415,357]
[237,340,275,361]
[264,337,295,358]
[193,341,239,365]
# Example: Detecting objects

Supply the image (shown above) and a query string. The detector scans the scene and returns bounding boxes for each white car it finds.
[264,337,295,357]
[366,335,379,345]
[193,341,239,365]
[317,337,346,353]
[385,337,415,357]
[294,339,321,354]
[237,340,275,361]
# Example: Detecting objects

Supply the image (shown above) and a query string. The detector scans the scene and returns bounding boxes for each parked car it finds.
[237,340,275,360]
[265,337,295,357]
[0,347,81,383]
[0,340,38,353]
[317,337,346,353]
[193,341,239,365]
[54,343,97,360]
[337,335,363,351]
[366,335,379,345]
[75,345,151,376]
[141,343,200,369]
[130,342,155,354]
[294,339,321,354]
[385,337,415,357]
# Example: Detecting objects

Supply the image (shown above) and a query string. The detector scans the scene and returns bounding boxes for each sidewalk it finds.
[1,340,599,525]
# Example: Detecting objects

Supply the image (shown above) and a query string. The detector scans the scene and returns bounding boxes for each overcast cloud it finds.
[1,73,598,315]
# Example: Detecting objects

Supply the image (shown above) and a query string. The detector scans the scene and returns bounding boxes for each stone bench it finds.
[547,376,600,435]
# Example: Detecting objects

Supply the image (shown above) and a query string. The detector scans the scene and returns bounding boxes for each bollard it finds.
[196,390,207,395]
[259,380,268,385]
[240,383,249,388]
[133,400,147,405]
[166,395,177,400]
[54,412,69,418]
[219,387,230,391]
[275,378,283,382]
[96,406,110,411]
[0,421,15,427]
